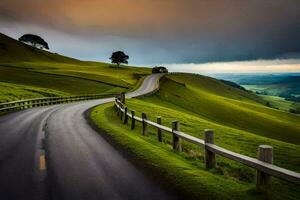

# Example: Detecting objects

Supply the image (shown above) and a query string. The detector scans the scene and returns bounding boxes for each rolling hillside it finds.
[91,73,300,200]
[155,74,300,144]
[0,33,79,63]
[0,33,150,102]
[216,73,300,109]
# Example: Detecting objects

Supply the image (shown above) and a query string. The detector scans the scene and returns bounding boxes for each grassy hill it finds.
[155,74,300,144]
[91,73,300,200]
[216,73,300,112]
[0,33,150,102]
[0,33,80,63]
[242,75,300,98]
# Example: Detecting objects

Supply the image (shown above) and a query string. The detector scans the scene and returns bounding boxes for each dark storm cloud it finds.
[0,0,300,64]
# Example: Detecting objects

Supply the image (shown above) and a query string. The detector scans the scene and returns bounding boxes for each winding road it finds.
[0,74,174,200]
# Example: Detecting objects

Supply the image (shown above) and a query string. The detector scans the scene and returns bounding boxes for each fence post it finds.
[172,121,181,151]
[117,103,120,116]
[204,129,216,169]
[157,116,162,142]
[257,145,273,188]
[117,94,121,103]
[121,92,126,104]
[141,112,148,135]
[120,105,124,120]
[115,98,118,110]
[124,107,128,124]
[131,111,136,130]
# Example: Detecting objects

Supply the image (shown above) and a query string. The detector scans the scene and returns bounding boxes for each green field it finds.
[260,95,300,112]
[0,82,69,102]
[243,85,300,112]
[0,33,150,102]
[242,85,270,93]
[219,74,300,99]
[2,32,300,199]
[91,73,300,200]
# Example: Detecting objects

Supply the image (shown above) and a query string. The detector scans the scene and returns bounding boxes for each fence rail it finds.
[0,93,117,114]
[114,97,300,187]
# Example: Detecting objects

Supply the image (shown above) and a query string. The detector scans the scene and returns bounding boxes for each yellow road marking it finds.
[39,155,46,170]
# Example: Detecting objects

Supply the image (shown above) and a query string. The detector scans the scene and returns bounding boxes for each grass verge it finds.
[90,103,300,200]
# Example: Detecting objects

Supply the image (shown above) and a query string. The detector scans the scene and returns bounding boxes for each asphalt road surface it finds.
[0,74,175,200]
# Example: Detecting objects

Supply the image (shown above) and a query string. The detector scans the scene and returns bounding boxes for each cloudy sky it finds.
[1,0,300,71]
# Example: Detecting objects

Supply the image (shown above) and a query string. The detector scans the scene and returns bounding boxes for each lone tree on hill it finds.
[110,51,129,67]
[18,34,49,52]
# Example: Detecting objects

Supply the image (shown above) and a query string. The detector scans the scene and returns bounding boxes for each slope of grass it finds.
[157,74,300,144]
[91,73,300,199]
[91,105,256,200]
[260,95,300,112]
[1,61,150,87]
[0,66,122,95]
[216,73,300,98]
[0,33,151,101]
[0,33,80,63]
[0,82,68,103]
[90,104,300,200]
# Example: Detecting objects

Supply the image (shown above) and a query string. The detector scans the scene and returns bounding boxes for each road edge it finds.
[83,106,184,200]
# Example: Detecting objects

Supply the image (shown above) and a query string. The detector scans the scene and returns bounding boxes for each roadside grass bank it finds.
[90,103,300,200]
[90,104,255,200]
[90,73,300,200]
[0,82,69,103]
[158,74,300,145]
